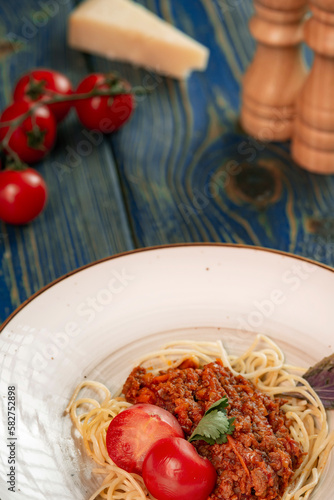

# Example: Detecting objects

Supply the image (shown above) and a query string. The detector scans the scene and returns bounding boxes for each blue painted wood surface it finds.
[0,0,333,322]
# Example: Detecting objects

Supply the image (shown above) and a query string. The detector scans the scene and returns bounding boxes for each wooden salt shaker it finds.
[292,0,334,174]
[241,0,307,142]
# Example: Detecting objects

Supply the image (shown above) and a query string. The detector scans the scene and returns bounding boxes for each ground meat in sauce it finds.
[123,359,303,500]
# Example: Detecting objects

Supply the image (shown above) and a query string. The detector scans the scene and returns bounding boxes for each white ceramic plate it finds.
[0,244,333,500]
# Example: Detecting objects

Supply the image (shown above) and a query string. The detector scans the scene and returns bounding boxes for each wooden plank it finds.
[0,0,134,321]
[88,0,334,266]
[1,0,333,322]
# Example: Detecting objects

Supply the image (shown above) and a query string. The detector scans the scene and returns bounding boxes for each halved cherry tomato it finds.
[106,404,184,475]
[13,69,73,122]
[0,168,47,225]
[74,73,134,133]
[0,101,56,164]
[142,437,217,500]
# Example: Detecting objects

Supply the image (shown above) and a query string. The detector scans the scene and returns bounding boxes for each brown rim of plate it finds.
[1,242,334,331]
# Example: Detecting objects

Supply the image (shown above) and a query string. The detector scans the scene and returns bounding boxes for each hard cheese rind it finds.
[68,0,209,79]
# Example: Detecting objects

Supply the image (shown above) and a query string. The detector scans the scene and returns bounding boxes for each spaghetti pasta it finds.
[65,335,334,500]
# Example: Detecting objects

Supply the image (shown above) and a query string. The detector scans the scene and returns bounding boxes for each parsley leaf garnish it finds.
[188,397,235,445]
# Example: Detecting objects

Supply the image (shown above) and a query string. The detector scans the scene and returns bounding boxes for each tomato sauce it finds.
[123,360,303,500]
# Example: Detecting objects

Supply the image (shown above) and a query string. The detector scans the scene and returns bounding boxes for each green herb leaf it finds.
[205,396,229,414]
[188,397,235,444]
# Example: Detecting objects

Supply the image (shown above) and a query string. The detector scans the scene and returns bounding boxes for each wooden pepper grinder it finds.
[241,0,308,142]
[292,0,334,174]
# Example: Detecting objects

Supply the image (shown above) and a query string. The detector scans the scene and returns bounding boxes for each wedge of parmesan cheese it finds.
[68,0,209,79]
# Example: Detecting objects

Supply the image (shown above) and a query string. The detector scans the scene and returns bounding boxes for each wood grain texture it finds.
[292,0,334,173]
[90,0,334,255]
[0,0,334,322]
[241,0,308,141]
[0,0,134,320]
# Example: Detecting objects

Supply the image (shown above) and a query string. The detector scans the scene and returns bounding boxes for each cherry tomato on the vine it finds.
[13,69,73,122]
[75,73,134,133]
[0,101,57,164]
[0,168,47,225]
[106,403,184,475]
[143,437,217,500]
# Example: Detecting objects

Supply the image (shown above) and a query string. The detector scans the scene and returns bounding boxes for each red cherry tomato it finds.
[143,437,217,500]
[0,101,57,164]
[0,168,47,225]
[13,69,73,122]
[106,403,184,475]
[75,73,134,133]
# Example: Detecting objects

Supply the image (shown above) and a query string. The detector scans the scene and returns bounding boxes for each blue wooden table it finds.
[0,0,333,323]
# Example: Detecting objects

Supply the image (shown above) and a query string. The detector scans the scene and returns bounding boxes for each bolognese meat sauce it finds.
[123,359,303,500]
